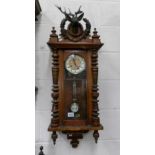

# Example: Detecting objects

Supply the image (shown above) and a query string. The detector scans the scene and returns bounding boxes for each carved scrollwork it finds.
[56,6,91,41]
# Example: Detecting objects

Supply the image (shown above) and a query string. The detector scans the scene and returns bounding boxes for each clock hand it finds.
[72,56,79,69]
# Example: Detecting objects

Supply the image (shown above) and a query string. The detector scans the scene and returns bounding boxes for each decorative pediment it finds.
[56,5,91,42]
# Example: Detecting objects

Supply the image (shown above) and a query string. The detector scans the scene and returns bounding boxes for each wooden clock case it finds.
[47,6,104,148]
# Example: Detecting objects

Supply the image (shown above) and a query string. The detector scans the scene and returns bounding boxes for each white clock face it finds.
[71,102,79,113]
[65,54,86,74]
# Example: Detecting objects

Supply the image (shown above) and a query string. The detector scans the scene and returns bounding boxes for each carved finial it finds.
[50,27,58,38]
[50,27,57,37]
[93,130,99,143]
[39,146,44,155]
[92,28,100,43]
[93,28,98,37]
[52,131,58,145]
[47,26,59,43]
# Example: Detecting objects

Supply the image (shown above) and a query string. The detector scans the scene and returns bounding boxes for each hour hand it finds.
[72,57,79,69]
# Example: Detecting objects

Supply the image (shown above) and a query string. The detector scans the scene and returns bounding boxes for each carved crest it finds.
[56,5,91,42]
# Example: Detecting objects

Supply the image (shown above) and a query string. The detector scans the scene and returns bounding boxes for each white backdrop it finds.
[35,0,120,155]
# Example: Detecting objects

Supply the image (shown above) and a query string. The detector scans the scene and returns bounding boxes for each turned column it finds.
[91,28,101,126]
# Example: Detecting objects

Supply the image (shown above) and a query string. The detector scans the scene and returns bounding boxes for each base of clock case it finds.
[48,124,103,148]
[48,124,103,131]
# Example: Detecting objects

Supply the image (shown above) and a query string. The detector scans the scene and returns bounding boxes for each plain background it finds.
[35,0,119,154]
[0,0,155,155]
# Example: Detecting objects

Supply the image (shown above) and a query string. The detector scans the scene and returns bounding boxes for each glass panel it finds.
[64,68,87,120]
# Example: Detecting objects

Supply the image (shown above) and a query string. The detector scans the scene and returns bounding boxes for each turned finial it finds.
[39,146,44,155]
[50,27,57,37]
[93,28,98,37]
[92,28,100,43]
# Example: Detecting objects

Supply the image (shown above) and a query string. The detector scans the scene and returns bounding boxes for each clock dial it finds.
[71,102,79,113]
[65,54,86,74]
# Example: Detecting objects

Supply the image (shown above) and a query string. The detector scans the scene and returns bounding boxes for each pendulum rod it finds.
[72,77,77,102]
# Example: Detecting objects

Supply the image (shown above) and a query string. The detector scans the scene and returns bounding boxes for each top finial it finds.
[93,28,98,36]
[50,27,57,37]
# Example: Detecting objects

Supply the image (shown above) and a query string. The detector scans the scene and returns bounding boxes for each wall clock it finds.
[47,6,104,148]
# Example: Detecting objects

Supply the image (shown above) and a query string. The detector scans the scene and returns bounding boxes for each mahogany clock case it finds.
[47,6,104,148]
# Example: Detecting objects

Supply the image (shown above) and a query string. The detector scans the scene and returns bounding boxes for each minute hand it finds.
[73,57,79,69]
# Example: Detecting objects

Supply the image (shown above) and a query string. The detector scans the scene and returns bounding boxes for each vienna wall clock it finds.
[47,6,104,148]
